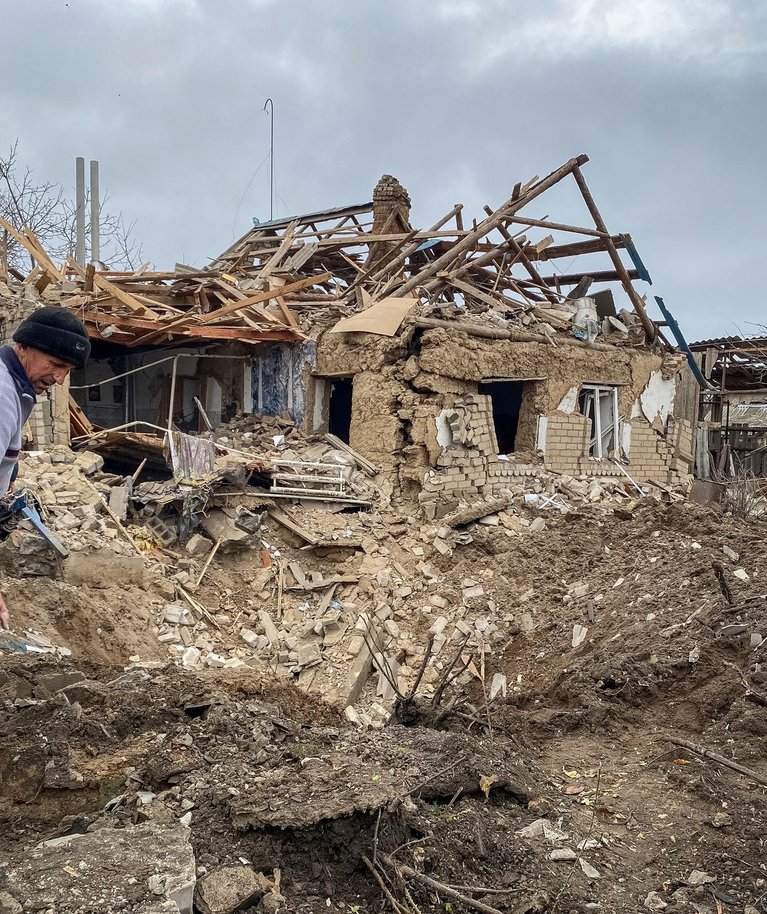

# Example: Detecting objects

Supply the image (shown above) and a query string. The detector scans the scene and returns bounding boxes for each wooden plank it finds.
[506,215,608,238]
[23,227,64,280]
[91,273,160,318]
[572,165,657,343]
[69,395,94,437]
[74,309,194,333]
[0,228,8,279]
[124,311,198,346]
[97,270,221,281]
[212,277,248,300]
[394,157,588,299]
[197,272,330,324]
[268,276,300,329]
[483,205,559,305]
[534,268,640,287]
[443,275,516,313]
[0,217,62,280]
[256,220,298,278]
[324,434,378,476]
[267,507,320,545]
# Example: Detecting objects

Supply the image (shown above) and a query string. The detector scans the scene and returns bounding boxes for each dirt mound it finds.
[2,499,767,912]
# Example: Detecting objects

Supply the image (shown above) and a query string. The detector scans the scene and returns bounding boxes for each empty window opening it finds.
[479,381,525,454]
[328,377,353,443]
[579,385,618,458]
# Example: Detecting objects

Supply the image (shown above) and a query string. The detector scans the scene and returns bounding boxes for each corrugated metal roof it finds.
[689,335,767,349]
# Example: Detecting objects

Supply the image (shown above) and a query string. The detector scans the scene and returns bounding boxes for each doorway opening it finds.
[479,381,525,454]
[328,377,353,443]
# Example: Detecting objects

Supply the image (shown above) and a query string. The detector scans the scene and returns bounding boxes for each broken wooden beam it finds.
[412,316,619,353]
[324,434,379,476]
[444,495,514,528]
[393,155,589,299]
[571,165,657,343]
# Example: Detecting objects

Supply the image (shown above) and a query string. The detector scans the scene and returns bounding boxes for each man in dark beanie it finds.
[0,306,90,629]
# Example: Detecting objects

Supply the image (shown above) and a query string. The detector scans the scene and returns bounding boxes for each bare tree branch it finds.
[0,140,145,272]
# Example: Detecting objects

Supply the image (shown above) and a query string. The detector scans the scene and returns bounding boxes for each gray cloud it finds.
[1,0,765,339]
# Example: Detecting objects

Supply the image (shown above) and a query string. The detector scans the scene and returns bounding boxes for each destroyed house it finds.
[206,155,694,511]
[1,154,694,507]
[687,335,767,478]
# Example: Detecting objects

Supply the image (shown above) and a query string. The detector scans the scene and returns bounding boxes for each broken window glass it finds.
[578,385,618,458]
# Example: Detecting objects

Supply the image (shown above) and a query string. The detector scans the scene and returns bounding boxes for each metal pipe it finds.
[89,160,100,263]
[75,157,86,265]
[72,352,250,390]
[73,418,341,472]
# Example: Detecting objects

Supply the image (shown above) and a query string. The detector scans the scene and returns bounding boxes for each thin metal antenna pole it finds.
[263,98,274,221]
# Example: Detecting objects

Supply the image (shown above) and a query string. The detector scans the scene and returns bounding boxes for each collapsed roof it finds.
[1,153,670,354]
[688,335,767,392]
[210,153,666,349]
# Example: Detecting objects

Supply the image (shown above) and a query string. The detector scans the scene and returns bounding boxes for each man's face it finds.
[16,346,75,394]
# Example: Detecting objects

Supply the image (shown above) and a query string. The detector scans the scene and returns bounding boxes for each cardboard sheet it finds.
[328,291,417,337]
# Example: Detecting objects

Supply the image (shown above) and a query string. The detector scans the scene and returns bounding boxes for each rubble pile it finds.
[2,490,767,913]
[9,449,145,555]
[3,152,765,912]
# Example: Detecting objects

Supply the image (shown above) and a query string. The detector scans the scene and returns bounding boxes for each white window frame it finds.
[579,384,619,459]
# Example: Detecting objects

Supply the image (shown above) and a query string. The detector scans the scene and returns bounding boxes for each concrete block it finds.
[2,825,196,914]
[108,485,131,521]
[185,534,213,556]
[195,866,271,914]
[258,610,281,645]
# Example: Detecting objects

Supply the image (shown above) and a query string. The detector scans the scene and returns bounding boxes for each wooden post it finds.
[392,155,589,299]
[483,205,559,304]
[0,228,8,279]
[571,165,658,343]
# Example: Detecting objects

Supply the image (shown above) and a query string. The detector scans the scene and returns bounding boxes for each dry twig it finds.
[379,853,506,914]
[671,737,767,789]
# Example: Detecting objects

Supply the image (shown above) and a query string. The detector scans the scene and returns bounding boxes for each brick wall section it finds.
[544,413,590,472]
[419,394,694,508]
[626,417,693,485]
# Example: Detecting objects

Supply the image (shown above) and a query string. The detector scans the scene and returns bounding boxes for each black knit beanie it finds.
[13,307,91,370]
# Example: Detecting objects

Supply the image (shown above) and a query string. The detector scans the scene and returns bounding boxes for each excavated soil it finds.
[1,500,767,913]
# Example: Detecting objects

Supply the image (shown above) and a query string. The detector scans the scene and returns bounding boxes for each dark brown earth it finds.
[1,500,766,913]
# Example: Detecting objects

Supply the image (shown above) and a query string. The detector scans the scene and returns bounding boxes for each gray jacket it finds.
[0,347,37,497]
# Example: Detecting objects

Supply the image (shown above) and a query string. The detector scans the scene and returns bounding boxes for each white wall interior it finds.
[73,356,128,428]
[205,377,223,428]
[639,371,676,425]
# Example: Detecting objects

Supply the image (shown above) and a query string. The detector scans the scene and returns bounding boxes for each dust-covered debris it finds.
[2,440,767,912]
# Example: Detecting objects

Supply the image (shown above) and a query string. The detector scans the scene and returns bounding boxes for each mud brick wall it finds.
[314,325,693,508]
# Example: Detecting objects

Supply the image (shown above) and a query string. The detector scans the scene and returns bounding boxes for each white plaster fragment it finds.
[556,386,579,414]
[435,411,452,448]
[621,421,632,454]
[536,415,548,453]
[639,371,676,425]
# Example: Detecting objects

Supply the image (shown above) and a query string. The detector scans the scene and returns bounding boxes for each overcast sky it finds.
[2,0,765,340]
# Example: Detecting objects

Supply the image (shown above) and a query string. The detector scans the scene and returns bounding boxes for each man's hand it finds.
[0,592,9,630]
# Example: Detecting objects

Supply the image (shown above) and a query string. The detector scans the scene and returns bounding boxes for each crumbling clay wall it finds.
[314,326,693,510]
